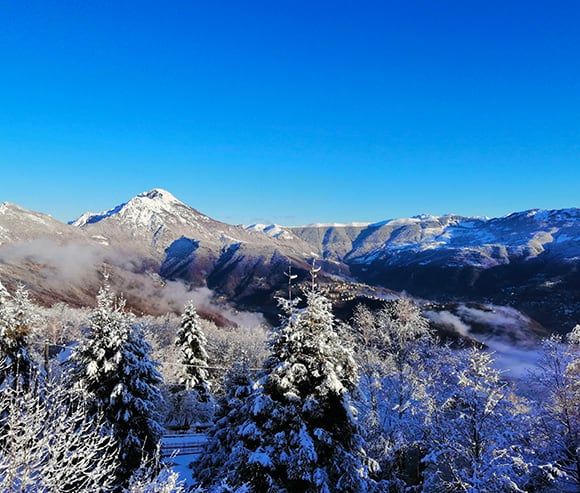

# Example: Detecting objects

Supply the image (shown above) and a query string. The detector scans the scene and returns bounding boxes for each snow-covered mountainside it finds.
[288,209,580,267]
[287,209,580,331]
[69,189,317,312]
[0,202,83,245]
[0,190,311,317]
[71,191,578,331]
[0,202,113,308]
[0,189,578,332]
[71,188,311,255]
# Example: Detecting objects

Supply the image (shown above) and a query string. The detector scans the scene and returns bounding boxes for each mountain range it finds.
[0,189,578,344]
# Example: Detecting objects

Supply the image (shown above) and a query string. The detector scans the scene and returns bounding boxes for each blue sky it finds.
[1,1,578,225]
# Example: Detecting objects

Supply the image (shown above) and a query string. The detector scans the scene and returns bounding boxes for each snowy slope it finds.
[285,209,580,331]
[69,189,316,311]
[1,190,578,330]
[288,208,580,268]
[0,202,116,308]
[0,202,85,246]
[71,189,312,256]
[243,223,295,240]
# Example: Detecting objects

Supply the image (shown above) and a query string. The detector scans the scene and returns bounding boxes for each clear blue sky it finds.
[1,1,578,225]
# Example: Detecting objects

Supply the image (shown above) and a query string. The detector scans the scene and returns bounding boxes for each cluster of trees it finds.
[0,272,579,492]
[0,279,188,492]
[195,291,580,492]
[198,284,375,492]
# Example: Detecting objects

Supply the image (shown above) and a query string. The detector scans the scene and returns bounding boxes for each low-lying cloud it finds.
[424,305,545,379]
[424,310,471,337]
[0,239,108,282]
[0,239,266,328]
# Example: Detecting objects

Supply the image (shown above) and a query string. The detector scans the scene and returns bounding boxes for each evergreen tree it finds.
[0,282,36,387]
[175,302,211,400]
[206,272,375,492]
[197,354,256,491]
[70,280,164,487]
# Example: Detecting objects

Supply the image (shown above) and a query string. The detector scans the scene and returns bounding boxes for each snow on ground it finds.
[161,433,207,488]
[163,453,197,489]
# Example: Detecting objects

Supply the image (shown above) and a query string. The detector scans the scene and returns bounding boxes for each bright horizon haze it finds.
[1,1,578,226]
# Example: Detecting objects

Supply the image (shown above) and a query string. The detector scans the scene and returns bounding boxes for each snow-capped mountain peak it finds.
[122,188,195,220]
[69,188,221,254]
[70,188,209,228]
[244,223,294,240]
[136,188,180,204]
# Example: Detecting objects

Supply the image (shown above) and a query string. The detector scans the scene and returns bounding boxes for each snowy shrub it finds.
[351,300,437,488]
[526,334,580,490]
[126,456,186,493]
[423,348,536,492]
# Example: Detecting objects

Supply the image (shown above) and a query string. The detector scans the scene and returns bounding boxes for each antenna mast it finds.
[284,262,298,301]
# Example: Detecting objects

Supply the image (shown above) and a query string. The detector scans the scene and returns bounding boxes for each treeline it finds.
[0,273,579,492]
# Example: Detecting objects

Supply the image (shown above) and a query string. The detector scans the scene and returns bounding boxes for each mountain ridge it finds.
[1,189,579,333]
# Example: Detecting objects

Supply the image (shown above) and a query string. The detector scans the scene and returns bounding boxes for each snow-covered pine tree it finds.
[69,280,164,488]
[175,302,211,400]
[0,282,36,387]
[196,354,256,491]
[209,269,375,493]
